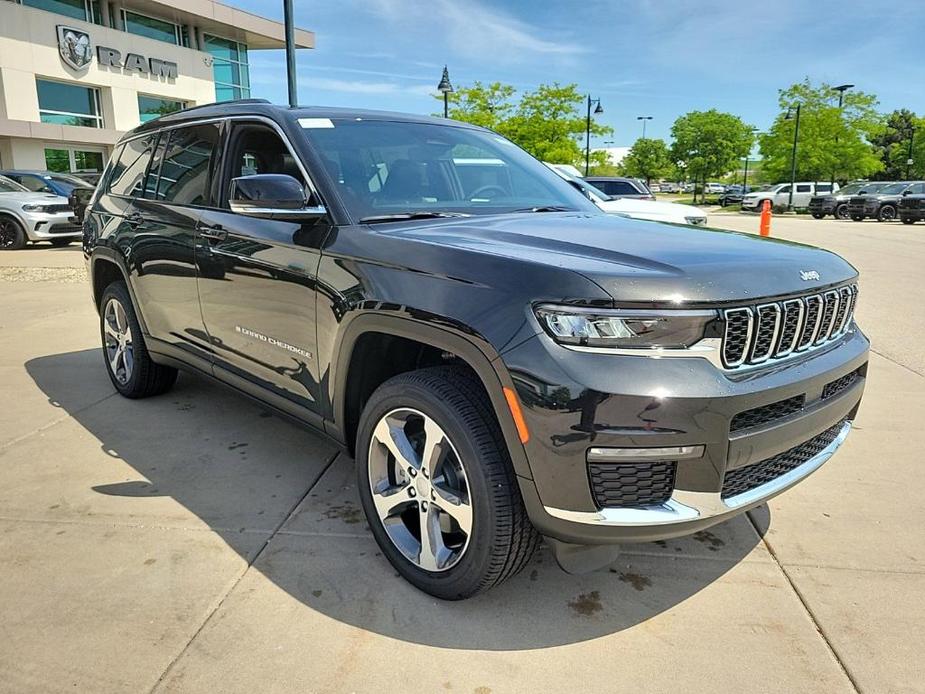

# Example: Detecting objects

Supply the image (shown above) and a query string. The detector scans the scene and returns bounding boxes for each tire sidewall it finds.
[356,377,505,599]
[0,215,26,251]
[879,205,896,221]
[99,282,147,396]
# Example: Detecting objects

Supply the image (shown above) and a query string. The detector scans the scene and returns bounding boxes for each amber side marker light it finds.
[503,387,530,444]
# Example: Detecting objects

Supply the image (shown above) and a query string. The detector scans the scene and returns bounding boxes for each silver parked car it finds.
[0,174,80,250]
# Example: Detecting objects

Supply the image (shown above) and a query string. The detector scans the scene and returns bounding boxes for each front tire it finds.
[0,215,26,250]
[50,238,73,247]
[356,366,539,599]
[851,215,864,222]
[835,204,850,220]
[901,217,915,225]
[811,212,825,219]
[99,281,177,398]
[878,205,897,222]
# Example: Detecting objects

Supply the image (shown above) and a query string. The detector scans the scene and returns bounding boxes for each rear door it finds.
[128,122,222,367]
[794,183,813,207]
[195,119,329,423]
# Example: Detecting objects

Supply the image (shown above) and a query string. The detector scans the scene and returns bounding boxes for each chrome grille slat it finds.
[749,304,781,363]
[720,284,857,371]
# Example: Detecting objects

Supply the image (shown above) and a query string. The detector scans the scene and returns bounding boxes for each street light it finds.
[637,115,653,139]
[743,128,760,196]
[907,125,917,179]
[785,103,802,211]
[437,66,453,118]
[585,95,603,176]
[831,84,853,186]
[283,0,297,106]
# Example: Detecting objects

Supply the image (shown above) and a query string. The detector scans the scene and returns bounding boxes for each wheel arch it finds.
[88,249,150,335]
[329,313,533,480]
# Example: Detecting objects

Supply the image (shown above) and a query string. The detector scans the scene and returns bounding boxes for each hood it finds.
[378,211,857,305]
[595,197,702,221]
[0,192,69,204]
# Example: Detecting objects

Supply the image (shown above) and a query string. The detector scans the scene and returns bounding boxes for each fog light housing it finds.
[587,445,705,462]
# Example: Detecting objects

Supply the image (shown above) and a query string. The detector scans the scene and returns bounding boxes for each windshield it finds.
[48,173,93,194]
[297,119,598,220]
[879,183,909,195]
[837,183,867,196]
[0,175,28,193]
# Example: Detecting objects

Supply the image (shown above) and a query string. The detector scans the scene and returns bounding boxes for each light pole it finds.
[283,0,297,106]
[785,103,802,211]
[743,128,760,194]
[831,83,853,186]
[907,125,916,179]
[585,95,603,176]
[437,66,453,118]
[637,115,653,139]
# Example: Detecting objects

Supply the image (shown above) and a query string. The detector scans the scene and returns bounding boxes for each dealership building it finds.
[0,0,313,174]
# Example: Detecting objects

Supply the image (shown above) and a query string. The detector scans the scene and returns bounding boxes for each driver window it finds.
[225,123,313,206]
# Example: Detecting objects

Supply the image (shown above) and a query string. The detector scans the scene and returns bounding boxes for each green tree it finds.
[758,79,883,184]
[439,82,612,170]
[670,109,755,202]
[444,81,517,132]
[870,109,918,180]
[617,138,673,185]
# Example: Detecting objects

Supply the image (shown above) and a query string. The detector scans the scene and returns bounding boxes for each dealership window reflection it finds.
[205,34,250,101]
[36,79,103,128]
[138,94,186,123]
[21,0,103,25]
[122,9,189,46]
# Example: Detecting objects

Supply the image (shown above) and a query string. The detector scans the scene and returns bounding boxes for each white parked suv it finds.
[0,174,80,250]
[742,182,838,212]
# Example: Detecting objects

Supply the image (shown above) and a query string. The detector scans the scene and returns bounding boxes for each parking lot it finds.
[1,212,923,693]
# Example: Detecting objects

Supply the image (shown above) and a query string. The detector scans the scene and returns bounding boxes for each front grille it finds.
[48,223,82,235]
[900,197,924,209]
[721,284,857,369]
[721,419,847,499]
[730,394,805,432]
[822,369,861,400]
[589,461,676,509]
[45,204,72,214]
[848,196,867,206]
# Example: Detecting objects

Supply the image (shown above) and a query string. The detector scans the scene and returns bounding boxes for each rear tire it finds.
[851,215,864,222]
[878,205,897,222]
[356,366,539,600]
[811,212,825,219]
[50,238,73,247]
[901,217,915,225]
[835,204,849,220]
[99,281,177,398]
[0,215,26,250]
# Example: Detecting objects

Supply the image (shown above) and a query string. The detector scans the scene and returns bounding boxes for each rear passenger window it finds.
[153,124,220,205]
[108,135,156,197]
[796,184,812,193]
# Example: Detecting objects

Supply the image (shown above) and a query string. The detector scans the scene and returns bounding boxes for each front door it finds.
[195,120,330,422]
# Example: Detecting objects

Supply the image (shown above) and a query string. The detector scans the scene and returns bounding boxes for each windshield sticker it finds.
[298,118,334,129]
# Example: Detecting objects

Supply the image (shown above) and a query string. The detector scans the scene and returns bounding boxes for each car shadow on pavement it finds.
[26,349,769,651]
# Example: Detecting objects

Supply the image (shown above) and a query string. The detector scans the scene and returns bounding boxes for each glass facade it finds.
[138,95,187,123]
[36,79,103,128]
[122,10,188,46]
[21,0,103,25]
[204,34,251,101]
[44,148,105,173]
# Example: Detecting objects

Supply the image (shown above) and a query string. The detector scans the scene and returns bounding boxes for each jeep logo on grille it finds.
[800,270,820,281]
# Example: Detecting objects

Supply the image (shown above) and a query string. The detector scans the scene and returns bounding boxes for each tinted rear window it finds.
[108,135,156,197]
[151,124,220,205]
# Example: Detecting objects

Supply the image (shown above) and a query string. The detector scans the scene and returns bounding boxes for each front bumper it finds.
[25,211,81,240]
[504,327,869,544]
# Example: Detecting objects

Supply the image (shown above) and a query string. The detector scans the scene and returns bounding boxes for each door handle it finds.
[197,223,227,242]
[125,212,145,228]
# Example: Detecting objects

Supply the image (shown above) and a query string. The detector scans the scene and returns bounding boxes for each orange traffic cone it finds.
[759,199,771,237]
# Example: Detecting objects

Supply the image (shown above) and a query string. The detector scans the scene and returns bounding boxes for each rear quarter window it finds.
[108,135,157,197]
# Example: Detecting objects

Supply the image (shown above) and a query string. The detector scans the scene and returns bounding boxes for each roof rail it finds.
[175,98,271,115]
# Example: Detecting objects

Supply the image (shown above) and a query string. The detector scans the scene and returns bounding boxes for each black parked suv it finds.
[582,176,654,200]
[80,101,868,599]
[808,181,889,220]
[899,192,925,224]
[847,181,925,221]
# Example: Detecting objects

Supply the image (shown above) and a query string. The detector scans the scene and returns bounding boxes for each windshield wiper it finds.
[359,211,471,223]
[513,205,576,213]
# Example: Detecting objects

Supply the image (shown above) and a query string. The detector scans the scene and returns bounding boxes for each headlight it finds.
[22,204,51,212]
[534,305,717,349]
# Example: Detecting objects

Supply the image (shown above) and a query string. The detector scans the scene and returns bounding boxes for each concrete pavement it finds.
[0,217,923,693]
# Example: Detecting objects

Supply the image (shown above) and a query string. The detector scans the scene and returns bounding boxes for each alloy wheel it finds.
[103,298,134,385]
[367,408,473,572]
[0,218,19,248]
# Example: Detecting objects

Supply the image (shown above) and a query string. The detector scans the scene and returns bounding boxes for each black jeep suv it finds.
[808,181,889,220]
[848,181,925,221]
[80,101,868,599]
[899,192,925,224]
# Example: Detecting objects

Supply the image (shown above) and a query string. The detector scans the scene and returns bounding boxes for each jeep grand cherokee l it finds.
[80,101,868,599]
[808,181,890,220]
[848,181,925,221]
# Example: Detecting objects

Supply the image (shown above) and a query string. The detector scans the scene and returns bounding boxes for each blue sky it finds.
[232,0,924,148]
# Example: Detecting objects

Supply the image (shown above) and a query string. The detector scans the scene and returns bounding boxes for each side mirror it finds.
[902,190,911,196]
[229,174,326,221]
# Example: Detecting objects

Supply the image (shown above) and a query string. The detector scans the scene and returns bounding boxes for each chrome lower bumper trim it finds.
[544,421,852,527]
